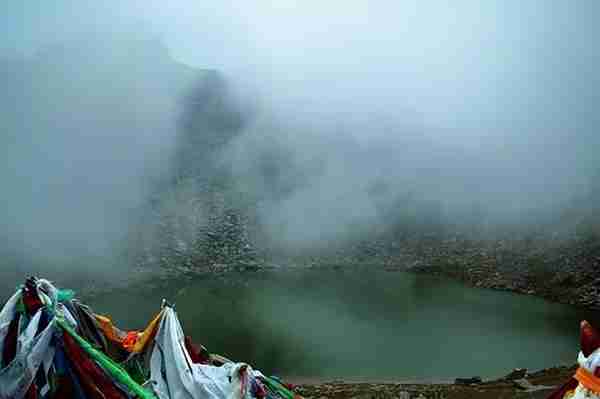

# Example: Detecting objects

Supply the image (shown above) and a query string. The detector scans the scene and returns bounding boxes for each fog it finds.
[1,1,599,272]
[0,34,196,275]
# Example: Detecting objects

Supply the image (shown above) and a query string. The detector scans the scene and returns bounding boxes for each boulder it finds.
[503,368,527,381]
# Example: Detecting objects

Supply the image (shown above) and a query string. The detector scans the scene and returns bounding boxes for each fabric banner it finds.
[149,307,254,399]
[0,310,56,399]
[57,318,157,399]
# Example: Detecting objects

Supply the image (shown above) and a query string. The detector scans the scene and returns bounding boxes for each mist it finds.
[0,34,198,278]
[1,1,599,274]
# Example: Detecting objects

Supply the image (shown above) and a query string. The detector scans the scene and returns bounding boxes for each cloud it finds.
[1,1,598,256]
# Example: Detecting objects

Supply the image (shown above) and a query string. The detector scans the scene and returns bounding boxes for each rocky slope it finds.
[404,235,600,309]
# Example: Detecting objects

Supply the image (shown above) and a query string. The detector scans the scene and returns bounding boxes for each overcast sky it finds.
[1,1,599,253]
[4,1,599,142]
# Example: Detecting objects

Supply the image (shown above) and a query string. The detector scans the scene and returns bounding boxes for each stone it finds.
[503,368,527,380]
[513,378,535,391]
[512,378,553,392]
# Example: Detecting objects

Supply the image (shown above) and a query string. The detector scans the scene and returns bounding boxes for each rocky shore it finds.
[395,235,600,310]
[296,366,576,399]
[13,232,597,312]
[245,233,600,310]
[119,232,600,310]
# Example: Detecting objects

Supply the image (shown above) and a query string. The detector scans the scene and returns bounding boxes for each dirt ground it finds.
[295,366,576,399]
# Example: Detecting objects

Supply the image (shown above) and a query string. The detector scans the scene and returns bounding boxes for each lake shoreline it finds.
[400,235,600,311]
[294,365,576,399]
[71,253,598,315]
[405,258,599,311]
[278,234,600,311]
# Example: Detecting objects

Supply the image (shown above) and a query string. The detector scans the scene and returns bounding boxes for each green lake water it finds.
[88,269,596,381]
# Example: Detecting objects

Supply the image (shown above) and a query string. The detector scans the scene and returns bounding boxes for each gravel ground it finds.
[294,366,576,399]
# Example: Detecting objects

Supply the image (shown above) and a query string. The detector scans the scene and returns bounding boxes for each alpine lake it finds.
[88,267,597,382]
